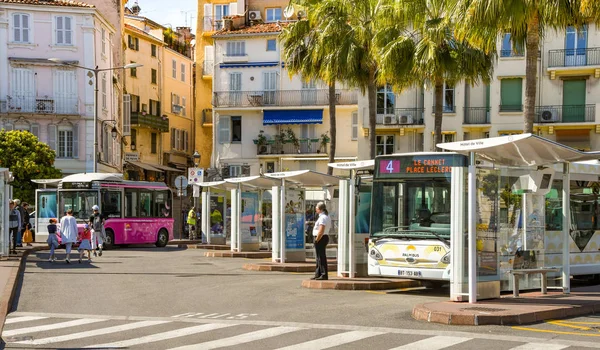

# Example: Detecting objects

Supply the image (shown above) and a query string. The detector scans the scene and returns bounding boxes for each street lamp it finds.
[193,150,201,167]
[48,58,143,172]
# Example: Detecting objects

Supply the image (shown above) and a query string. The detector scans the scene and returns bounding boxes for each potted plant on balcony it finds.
[274,130,287,154]
[286,128,300,153]
[254,130,268,154]
[318,131,330,154]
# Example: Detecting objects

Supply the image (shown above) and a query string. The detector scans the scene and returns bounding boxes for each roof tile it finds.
[215,22,288,35]
[0,0,94,8]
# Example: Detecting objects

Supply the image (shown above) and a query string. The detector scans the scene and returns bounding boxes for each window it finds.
[226,41,245,56]
[231,116,241,142]
[131,129,137,148]
[151,133,157,154]
[151,69,157,84]
[131,95,139,112]
[13,13,30,43]
[151,44,157,57]
[101,28,106,55]
[54,16,73,45]
[377,85,395,115]
[150,99,160,116]
[101,190,121,218]
[125,190,138,217]
[500,78,523,112]
[376,135,394,155]
[443,83,454,113]
[266,39,276,51]
[182,97,187,116]
[101,73,107,109]
[432,132,456,151]
[154,191,171,218]
[266,8,282,22]
[181,63,186,82]
[130,61,137,77]
[229,165,242,177]
[58,125,74,158]
[214,4,230,30]
[128,35,139,50]
[171,93,180,112]
[501,33,523,57]
[351,111,358,140]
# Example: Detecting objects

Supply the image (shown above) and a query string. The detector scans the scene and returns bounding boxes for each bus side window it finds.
[139,191,152,217]
[102,191,122,218]
[125,190,138,217]
[154,191,169,218]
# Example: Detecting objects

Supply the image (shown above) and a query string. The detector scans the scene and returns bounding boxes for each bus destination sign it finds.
[61,182,92,190]
[377,154,468,177]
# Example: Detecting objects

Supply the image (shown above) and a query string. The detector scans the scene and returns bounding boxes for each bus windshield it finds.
[59,190,98,222]
[371,179,451,240]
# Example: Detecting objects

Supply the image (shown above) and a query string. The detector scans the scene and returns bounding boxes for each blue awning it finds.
[220,61,280,69]
[263,110,323,125]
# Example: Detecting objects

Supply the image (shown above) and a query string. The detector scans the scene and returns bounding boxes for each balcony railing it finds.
[130,112,169,132]
[464,107,490,124]
[499,104,523,112]
[535,105,595,123]
[548,47,600,68]
[202,60,214,76]
[431,105,456,113]
[5,97,78,114]
[376,108,425,125]
[213,89,358,108]
[500,49,524,58]
[0,100,6,113]
[202,16,224,31]
[254,138,328,155]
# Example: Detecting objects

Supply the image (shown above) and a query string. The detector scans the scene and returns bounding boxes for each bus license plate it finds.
[398,270,422,277]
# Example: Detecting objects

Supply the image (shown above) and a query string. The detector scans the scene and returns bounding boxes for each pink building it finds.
[0,0,121,174]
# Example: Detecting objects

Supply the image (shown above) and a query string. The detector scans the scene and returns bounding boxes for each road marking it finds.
[4,316,47,325]
[13,320,170,345]
[2,318,105,337]
[275,330,385,350]
[512,326,600,337]
[509,344,569,350]
[84,323,235,348]
[167,326,303,350]
[388,335,471,349]
[547,320,591,331]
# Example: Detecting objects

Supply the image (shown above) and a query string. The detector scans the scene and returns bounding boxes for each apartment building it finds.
[0,0,121,174]
[122,8,194,185]
[205,0,359,178]
[357,25,600,159]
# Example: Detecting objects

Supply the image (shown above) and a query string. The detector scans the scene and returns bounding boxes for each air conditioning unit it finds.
[296,10,307,19]
[249,11,261,20]
[540,109,558,122]
[399,115,414,124]
[383,115,396,125]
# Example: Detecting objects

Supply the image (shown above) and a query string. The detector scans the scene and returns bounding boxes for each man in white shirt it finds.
[311,202,331,280]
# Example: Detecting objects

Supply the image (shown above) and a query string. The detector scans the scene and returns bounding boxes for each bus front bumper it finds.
[368,264,451,281]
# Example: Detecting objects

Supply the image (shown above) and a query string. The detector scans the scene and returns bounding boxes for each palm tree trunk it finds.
[327,82,336,175]
[524,13,540,134]
[434,80,444,151]
[368,81,377,159]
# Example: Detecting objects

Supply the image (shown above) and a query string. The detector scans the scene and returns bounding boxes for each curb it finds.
[301,279,420,290]
[242,263,337,273]
[203,251,272,259]
[411,301,600,326]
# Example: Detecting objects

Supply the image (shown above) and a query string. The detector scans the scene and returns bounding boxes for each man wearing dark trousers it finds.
[8,200,21,255]
[311,202,332,280]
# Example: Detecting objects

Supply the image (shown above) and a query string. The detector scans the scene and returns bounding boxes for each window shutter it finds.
[182,97,186,116]
[184,130,189,152]
[48,124,57,151]
[31,123,39,138]
[123,94,131,136]
[171,93,174,111]
[218,116,230,144]
[181,63,185,82]
[230,2,238,15]
[171,128,176,148]
[22,14,29,42]
[242,165,250,176]
[65,17,72,45]
[241,41,246,55]
[72,123,79,158]
[203,4,213,30]
[351,111,358,140]
[56,16,63,44]
[13,14,20,42]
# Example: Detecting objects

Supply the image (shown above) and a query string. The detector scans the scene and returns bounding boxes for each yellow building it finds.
[122,8,194,184]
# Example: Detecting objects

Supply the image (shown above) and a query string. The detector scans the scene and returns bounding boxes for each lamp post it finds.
[48,58,142,172]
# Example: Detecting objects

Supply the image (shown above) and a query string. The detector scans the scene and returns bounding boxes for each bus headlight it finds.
[441,252,451,264]
[369,247,383,261]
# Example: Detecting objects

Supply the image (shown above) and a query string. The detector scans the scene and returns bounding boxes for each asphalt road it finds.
[2,246,600,349]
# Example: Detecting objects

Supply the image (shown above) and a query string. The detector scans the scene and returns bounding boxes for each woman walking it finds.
[60,209,78,263]
[47,219,59,262]
[311,202,332,280]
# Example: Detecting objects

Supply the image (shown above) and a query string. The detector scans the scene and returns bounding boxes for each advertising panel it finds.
[285,189,304,250]
[241,192,259,244]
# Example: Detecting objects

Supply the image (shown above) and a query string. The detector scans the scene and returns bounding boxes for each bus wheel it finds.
[104,230,115,250]
[156,229,168,247]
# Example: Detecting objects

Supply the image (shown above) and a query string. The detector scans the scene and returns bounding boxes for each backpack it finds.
[92,214,103,231]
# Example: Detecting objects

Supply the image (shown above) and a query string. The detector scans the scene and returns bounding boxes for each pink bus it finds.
[57,173,174,248]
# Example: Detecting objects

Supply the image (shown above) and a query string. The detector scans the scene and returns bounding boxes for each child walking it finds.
[77,224,93,263]
[46,219,59,262]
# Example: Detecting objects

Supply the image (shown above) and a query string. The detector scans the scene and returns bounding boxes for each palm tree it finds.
[453,0,587,134]
[377,0,494,149]
[286,0,387,160]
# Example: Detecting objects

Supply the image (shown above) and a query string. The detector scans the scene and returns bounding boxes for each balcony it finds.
[202,60,214,76]
[130,112,169,132]
[500,49,524,58]
[464,107,490,124]
[547,48,600,79]
[223,54,248,63]
[535,105,595,123]
[202,16,224,32]
[376,108,425,126]
[5,97,79,115]
[254,138,328,156]
[213,89,358,108]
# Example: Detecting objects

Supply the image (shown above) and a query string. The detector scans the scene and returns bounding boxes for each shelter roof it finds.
[264,170,339,187]
[438,133,600,167]
[328,160,374,170]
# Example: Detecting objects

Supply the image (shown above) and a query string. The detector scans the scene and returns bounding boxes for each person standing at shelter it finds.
[60,209,78,264]
[8,200,21,255]
[13,199,25,247]
[311,202,331,280]
[187,206,197,240]
[89,205,106,256]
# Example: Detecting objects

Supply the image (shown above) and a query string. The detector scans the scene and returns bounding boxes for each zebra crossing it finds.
[1,312,595,349]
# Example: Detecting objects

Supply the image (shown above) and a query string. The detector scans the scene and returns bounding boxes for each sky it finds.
[130,0,198,32]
